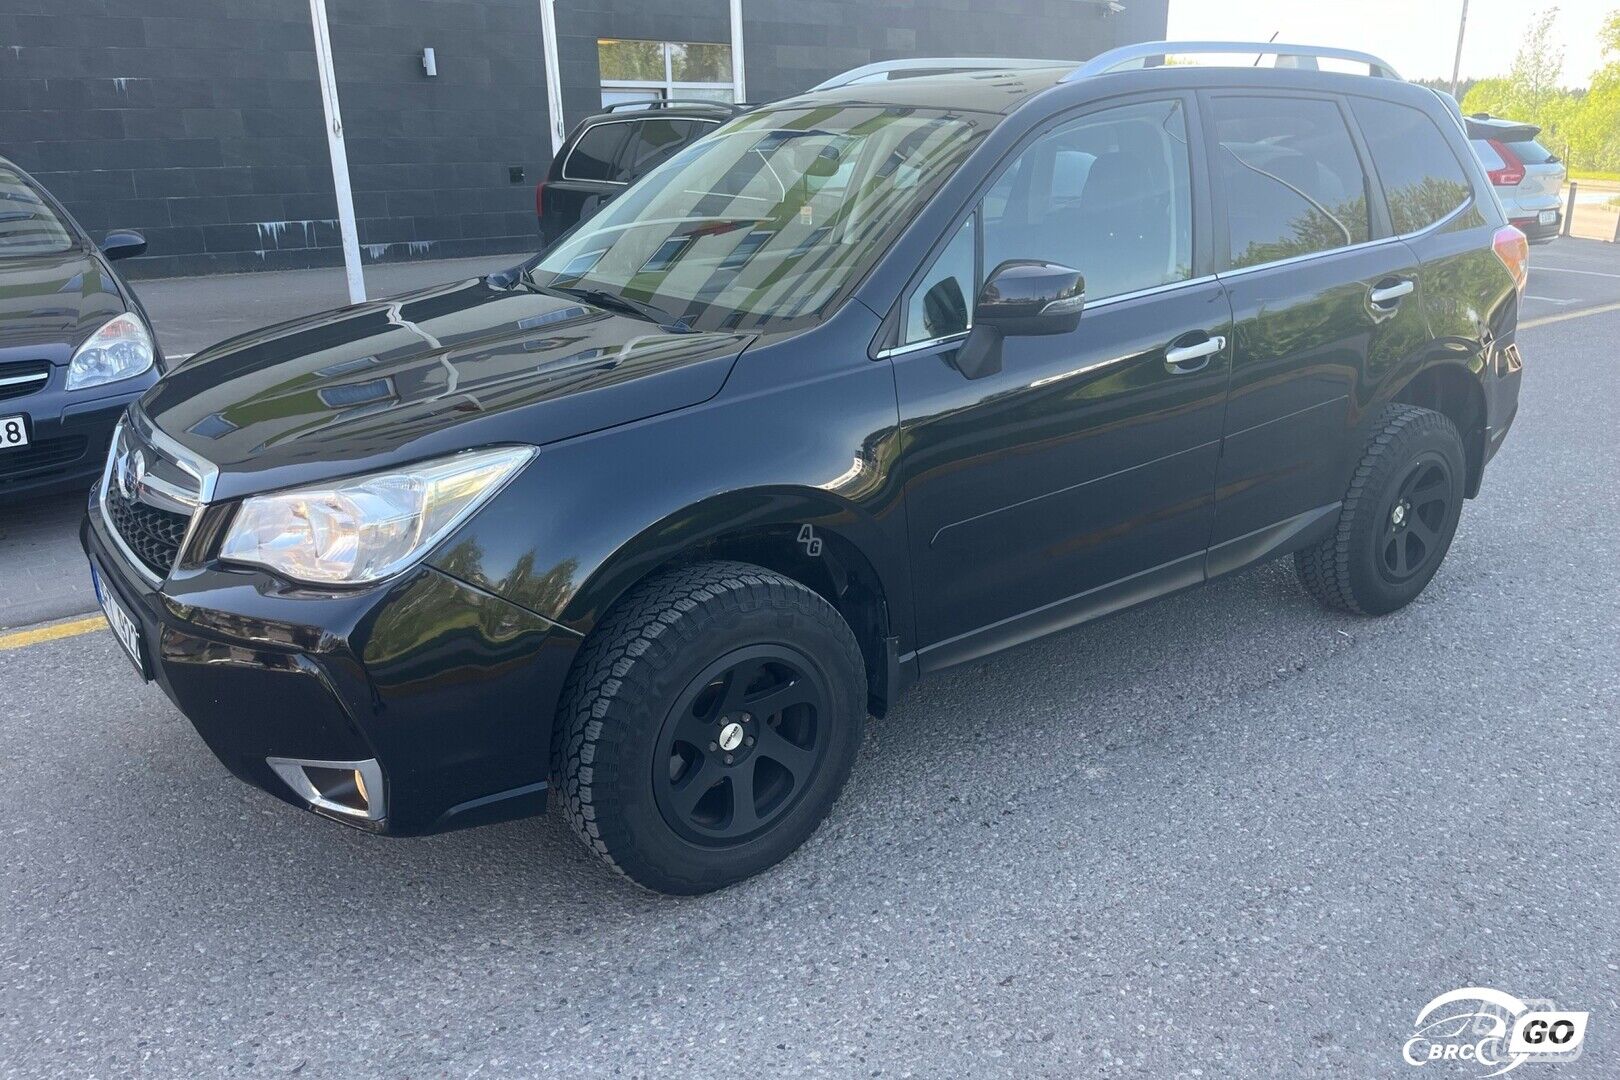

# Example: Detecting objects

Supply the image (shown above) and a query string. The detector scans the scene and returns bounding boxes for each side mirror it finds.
[950,260,1085,380]
[975,259,1085,335]
[100,230,147,261]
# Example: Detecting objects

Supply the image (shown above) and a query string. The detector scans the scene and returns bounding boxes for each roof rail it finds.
[600,99,747,114]
[810,57,1060,92]
[1064,41,1403,82]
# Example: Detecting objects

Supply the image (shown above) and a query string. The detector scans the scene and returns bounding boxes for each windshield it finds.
[0,167,76,256]
[528,105,990,332]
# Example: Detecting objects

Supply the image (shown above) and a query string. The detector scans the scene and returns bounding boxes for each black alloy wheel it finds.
[1379,454,1453,583]
[653,645,830,846]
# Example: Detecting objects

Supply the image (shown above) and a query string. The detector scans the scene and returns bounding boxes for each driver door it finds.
[889,95,1234,669]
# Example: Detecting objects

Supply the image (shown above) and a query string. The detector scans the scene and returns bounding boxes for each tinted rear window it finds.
[563,123,630,182]
[1506,139,1556,164]
[0,167,75,256]
[1351,98,1473,234]
[1212,95,1370,269]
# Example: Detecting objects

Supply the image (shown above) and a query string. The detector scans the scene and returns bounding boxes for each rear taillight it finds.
[1493,225,1529,294]
[534,181,545,219]
[1485,139,1525,186]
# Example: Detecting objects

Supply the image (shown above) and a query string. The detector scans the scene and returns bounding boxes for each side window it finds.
[903,215,975,344]
[564,123,630,182]
[1351,98,1473,234]
[982,99,1193,302]
[619,119,702,179]
[1470,139,1506,173]
[1211,96,1370,269]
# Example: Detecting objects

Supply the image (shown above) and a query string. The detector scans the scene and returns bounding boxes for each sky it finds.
[1167,0,1614,87]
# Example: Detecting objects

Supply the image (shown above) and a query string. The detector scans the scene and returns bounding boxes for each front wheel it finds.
[1295,404,1466,616]
[556,561,866,894]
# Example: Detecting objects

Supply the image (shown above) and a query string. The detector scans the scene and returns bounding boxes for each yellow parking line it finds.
[0,615,106,651]
[1521,300,1620,331]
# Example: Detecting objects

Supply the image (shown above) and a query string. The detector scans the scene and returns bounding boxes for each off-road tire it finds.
[1295,404,1466,616]
[556,560,866,894]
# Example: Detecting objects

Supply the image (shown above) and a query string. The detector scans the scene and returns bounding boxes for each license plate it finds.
[0,414,28,450]
[1539,210,1557,225]
[91,561,148,680]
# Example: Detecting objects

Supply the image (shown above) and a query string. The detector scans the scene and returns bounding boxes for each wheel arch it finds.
[558,485,911,720]
[1390,359,1488,497]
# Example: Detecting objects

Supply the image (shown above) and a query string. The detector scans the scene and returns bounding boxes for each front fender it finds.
[427,300,914,647]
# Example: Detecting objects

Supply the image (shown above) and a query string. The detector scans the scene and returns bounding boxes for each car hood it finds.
[0,248,126,363]
[139,276,754,500]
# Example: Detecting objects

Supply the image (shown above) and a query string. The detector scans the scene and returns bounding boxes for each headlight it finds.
[67,312,155,391]
[218,446,535,585]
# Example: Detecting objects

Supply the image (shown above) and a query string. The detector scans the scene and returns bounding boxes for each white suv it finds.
[1467,115,1565,243]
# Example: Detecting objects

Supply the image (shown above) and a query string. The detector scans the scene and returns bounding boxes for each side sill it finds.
[915,551,1205,676]
[1205,503,1342,580]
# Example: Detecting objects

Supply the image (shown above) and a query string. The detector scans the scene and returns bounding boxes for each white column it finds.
[307,0,365,304]
[540,0,566,154]
[729,0,747,102]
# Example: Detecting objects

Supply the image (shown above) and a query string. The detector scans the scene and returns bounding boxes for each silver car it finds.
[1467,115,1565,243]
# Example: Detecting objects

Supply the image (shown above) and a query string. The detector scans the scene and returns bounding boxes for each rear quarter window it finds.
[1470,139,1506,172]
[1351,98,1474,234]
[563,123,631,182]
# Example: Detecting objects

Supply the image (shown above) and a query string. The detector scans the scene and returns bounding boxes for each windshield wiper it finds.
[547,286,694,333]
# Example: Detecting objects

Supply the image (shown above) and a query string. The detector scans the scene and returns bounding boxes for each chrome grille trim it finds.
[99,410,215,584]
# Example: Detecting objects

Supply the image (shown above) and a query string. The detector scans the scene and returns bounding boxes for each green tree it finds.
[1461,7,1620,174]
[1509,7,1566,115]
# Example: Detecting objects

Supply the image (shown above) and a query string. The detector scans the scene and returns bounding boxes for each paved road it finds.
[1,306,1617,1075]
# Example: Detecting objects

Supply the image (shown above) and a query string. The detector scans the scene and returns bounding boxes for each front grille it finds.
[0,435,89,482]
[101,419,203,579]
[0,361,50,402]
[105,480,190,576]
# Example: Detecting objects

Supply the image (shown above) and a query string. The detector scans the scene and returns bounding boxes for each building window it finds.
[599,38,734,108]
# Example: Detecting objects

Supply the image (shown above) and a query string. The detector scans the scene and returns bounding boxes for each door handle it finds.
[1164,334,1225,374]
[1369,279,1415,306]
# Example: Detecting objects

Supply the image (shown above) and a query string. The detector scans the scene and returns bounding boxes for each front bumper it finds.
[0,381,149,500]
[82,503,582,835]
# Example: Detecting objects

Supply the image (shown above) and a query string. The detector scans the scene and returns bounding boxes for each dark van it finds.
[85,42,1525,894]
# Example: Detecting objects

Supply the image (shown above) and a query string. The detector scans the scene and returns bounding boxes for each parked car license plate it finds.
[91,561,148,680]
[1539,210,1556,225]
[0,414,29,450]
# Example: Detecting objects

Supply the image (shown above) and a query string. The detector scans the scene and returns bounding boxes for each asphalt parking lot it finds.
[2,240,1618,1076]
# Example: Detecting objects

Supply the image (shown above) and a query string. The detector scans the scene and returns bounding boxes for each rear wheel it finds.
[1295,404,1466,616]
[557,561,866,894]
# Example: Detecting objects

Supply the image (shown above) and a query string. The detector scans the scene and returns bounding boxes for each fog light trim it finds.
[267,756,386,821]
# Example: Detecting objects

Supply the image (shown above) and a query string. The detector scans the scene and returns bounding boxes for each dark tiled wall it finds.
[0,0,1164,279]
[1,0,553,278]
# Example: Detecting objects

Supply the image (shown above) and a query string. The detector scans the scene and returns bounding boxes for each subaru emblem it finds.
[118,447,146,501]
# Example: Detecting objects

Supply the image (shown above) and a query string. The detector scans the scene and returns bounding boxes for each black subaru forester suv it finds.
[84,43,1525,894]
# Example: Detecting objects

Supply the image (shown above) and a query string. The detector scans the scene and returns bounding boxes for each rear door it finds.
[1202,91,1429,571]
[1353,95,1520,476]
